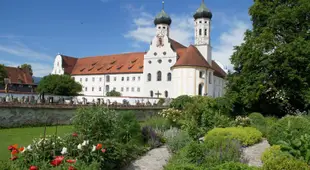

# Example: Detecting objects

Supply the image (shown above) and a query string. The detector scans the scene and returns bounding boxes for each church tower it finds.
[193,0,213,64]
[154,1,172,37]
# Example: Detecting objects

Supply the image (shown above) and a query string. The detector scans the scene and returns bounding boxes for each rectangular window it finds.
[126,87,129,92]
[99,77,102,82]
[80,78,82,82]
[122,77,124,81]
[99,87,101,91]
[132,77,135,81]
[113,87,116,91]
[199,29,202,36]
[138,76,141,81]
[204,29,207,36]
[131,87,134,92]
[85,87,87,91]
[127,77,129,81]
[209,72,212,84]
[92,77,95,82]
[92,87,94,91]
[137,87,140,92]
[114,77,117,81]
[85,78,88,82]
[121,87,124,92]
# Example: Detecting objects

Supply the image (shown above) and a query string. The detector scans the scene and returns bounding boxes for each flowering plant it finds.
[158,108,182,123]
[233,116,251,127]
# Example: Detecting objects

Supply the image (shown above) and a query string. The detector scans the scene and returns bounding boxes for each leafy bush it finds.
[106,90,121,96]
[204,127,262,146]
[261,145,292,163]
[141,116,172,131]
[170,95,193,110]
[166,138,243,169]
[211,162,259,170]
[141,126,164,149]
[72,106,118,141]
[232,116,251,127]
[158,108,182,125]
[248,112,269,136]
[267,115,310,145]
[163,127,192,153]
[116,111,142,144]
[164,163,204,170]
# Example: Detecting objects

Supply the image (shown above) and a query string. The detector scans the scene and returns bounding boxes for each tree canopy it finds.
[106,90,121,97]
[36,74,82,96]
[20,64,33,76]
[0,64,8,85]
[226,0,310,116]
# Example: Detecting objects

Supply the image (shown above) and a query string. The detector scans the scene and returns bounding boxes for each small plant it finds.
[158,108,182,124]
[141,126,163,149]
[204,127,262,146]
[163,127,192,153]
[233,116,251,127]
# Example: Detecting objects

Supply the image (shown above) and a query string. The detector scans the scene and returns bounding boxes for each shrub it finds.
[141,126,164,149]
[142,116,172,131]
[166,138,243,169]
[261,145,291,163]
[233,116,251,127]
[164,163,204,170]
[211,162,259,170]
[204,127,262,146]
[116,111,142,144]
[72,106,118,141]
[158,108,182,125]
[106,90,121,96]
[163,127,192,153]
[267,115,310,145]
[170,95,193,110]
[248,112,268,136]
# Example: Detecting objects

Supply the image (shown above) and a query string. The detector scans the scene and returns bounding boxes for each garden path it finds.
[242,139,270,167]
[124,145,171,170]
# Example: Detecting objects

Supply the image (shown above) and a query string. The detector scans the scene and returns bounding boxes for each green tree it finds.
[0,64,8,85]
[20,64,33,76]
[37,74,82,96]
[106,90,121,97]
[226,0,310,116]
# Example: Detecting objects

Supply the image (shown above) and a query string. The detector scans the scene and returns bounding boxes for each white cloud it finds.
[0,60,52,77]
[213,20,250,70]
[0,41,53,61]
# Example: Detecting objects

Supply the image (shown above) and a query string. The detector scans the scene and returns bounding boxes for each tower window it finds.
[199,29,202,36]
[157,71,162,81]
[158,26,161,29]
[163,26,166,29]
[147,73,152,81]
[199,21,202,23]
[205,29,207,36]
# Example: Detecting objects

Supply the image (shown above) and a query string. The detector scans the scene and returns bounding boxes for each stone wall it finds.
[0,105,166,128]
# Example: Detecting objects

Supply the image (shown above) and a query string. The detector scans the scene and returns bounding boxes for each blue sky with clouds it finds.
[0,0,253,77]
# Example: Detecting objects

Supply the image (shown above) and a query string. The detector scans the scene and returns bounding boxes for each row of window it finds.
[147,72,171,82]
[197,28,208,36]
[79,75,141,83]
[150,90,169,98]
[83,86,141,93]
[199,71,213,84]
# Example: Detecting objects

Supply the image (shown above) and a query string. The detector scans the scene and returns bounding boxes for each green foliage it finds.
[181,96,232,139]
[106,90,121,97]
[205,127,262,146]
[141,116,172,131]
[211,162,259,170]
[157,98,165,106]
[232,116,251,127]
[0,64,8,85]
[158,108,182,125]
[73,106,119,141]
[267,115,310,145]
[20,64,33,76]
[166,138,242,169]
[116,111,142,144]
[163,127,192,153]
[170,95,193,110]
[226,0,310,116]
[141,126,164,149]
[164,163,204,170]
[37,74,82,96]
[248,112,269,136]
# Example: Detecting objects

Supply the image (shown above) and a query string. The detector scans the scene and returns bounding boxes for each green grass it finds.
[0,125,73,160]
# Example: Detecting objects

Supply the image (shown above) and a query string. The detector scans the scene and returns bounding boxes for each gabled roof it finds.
[212,60,227,78]
[70,52,145,75]
[173,45,212,68]
[5,66,34,84]
[61,55,78,74]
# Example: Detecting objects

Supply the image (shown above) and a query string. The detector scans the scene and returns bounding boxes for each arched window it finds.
[157,71,162,81]
[167,73,172,81]
[150,91,154,97]
[147,73,152,81]
[165,91,168,98]
[105,85,110,92]
[199,29,202,36]
[205,29,207,36]
[106,75,110,82]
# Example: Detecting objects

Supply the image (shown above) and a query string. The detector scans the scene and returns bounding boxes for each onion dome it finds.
[193,1,212,19]
[154,2,172,25]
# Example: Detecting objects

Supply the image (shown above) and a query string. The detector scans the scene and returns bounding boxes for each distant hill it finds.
[33,76,42,84]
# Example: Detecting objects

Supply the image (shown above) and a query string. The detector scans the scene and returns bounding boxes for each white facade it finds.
[50,1,227,100]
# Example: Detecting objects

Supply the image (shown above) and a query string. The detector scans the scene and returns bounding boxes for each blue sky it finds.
[0,0,253,77]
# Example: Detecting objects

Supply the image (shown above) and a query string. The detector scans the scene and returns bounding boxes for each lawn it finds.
[0,125,73,161]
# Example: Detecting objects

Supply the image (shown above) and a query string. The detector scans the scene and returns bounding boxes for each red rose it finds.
[72,133,78,137]
[50,156,64,166]
[29,165,39,170]
[68,166,77,170]
[96,143,102,150]
[66,159,76,164]
[101,148,106,153]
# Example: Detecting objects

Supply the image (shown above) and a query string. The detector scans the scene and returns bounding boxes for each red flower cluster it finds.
[8,144,25,161]
[29,165,38,170]
[72,132,78,137]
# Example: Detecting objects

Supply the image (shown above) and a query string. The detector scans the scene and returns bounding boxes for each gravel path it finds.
[242,139,270,167]
[124,146,171,170]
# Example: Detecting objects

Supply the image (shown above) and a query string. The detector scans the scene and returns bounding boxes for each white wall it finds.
[73,73,144,97]
[51,55,64,75]
[213,76,226,97]
[143,34,176,98]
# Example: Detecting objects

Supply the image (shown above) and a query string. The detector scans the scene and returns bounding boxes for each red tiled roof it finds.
[70,52,145,75]
[169,38,187,50]
[212,60,227,78]
[5,66,34,84]
[61,55,78,74]
[173,45,212,68]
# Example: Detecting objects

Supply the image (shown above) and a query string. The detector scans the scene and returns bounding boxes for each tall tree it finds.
[226,0,310,116]
[37,74,82,96]
[20,64,33,76]
[0,64,8,85]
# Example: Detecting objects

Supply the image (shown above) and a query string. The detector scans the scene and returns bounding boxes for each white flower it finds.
[92,145,96,152]
[26,145,32,151]
[61,147,68,155]
[77,144,82,150]
[82,140,89,146]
